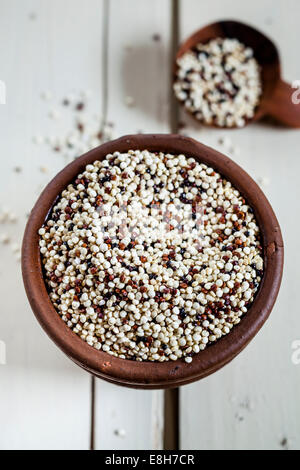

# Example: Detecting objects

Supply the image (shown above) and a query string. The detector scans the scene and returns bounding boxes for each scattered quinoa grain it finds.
[124,96,135,107]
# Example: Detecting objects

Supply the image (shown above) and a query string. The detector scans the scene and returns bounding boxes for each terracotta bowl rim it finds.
[173,19,281,129]
[22,134,284,389]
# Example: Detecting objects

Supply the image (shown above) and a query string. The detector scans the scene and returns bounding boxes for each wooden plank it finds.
[178,0,300,450]
[94,0,172,450]
[103,0,172,136]
[0,0,105,450]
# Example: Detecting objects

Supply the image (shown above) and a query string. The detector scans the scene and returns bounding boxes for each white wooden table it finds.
[0,0,299,450]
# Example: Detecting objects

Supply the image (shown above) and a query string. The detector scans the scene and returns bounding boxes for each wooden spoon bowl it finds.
[175,20,300,128]
[22,134,283,389]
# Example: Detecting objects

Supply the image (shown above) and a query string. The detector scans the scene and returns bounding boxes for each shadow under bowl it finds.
[22,134,284,389]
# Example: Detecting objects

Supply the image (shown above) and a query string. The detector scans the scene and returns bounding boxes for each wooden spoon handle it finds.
[265,79,300,128]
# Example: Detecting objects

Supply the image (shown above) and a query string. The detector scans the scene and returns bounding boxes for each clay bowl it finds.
[22,134,284,389]
[174,20,300,128]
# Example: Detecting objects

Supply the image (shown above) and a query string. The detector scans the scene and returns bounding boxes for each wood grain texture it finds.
[178,0,300,450]
[0,0,105,450]
[93,0,172,450]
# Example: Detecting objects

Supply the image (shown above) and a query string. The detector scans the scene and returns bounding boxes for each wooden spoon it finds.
[175,20,300,128]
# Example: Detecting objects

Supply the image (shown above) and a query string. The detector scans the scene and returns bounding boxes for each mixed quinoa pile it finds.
[174,38,262,128]
[39,150,264,363]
